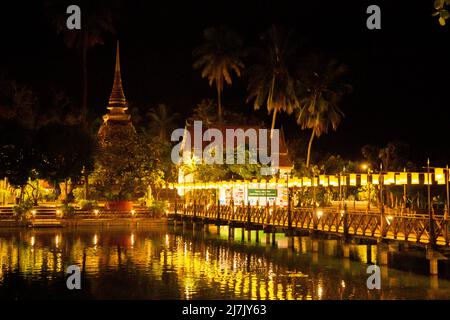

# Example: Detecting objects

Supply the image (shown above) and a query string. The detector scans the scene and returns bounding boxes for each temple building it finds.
[98,41,135,140]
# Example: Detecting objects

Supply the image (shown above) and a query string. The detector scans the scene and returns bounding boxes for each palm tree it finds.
[295,56,351,167]
[193,26,244,125]
[46,0,119,127]
[146,104,179,142]
[246,25,299,134]
[187,99,217,127]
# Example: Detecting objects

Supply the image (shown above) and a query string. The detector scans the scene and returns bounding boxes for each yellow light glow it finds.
[319,175,328,186]
[371,174,379,185]
[384,172,395,185]
[396,172,408,185]
[360,174,367,186]
[303,178,311,187]
[329,175,339,186]
[349,174,357,186]
[435,168,445,185]
[411,173,420,184]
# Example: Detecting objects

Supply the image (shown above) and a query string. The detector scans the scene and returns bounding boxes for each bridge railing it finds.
[168,203,450,246]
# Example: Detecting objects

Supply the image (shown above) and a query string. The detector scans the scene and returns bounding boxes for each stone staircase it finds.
[0,206,14,220]
[29,206,63,228]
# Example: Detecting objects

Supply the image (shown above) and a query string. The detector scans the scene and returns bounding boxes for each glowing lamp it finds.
[360,174,368,186]
[329,175,339,187]
[371,174,379,185]
[319,175,328,186]
[384,172,395,185]
[411,173,420,184]
[435,168,445,185]
[349,174,357,186]
[396,172,408,185]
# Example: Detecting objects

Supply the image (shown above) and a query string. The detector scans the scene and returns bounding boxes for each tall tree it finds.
[246,25,299,133]
[46,0,119,127]
[0,120,34,202]
[295,56,351,167]
[193,26,244,125]
[146,104,179,142]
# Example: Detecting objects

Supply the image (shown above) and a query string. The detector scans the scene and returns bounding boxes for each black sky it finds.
[0,0,449,164]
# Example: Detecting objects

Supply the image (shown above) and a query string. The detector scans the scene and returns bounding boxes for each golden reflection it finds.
[0,227,441,300]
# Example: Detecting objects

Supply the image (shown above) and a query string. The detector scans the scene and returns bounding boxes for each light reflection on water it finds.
[0,222,449,299]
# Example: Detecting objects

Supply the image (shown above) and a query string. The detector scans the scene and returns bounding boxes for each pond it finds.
[0,222,449,299]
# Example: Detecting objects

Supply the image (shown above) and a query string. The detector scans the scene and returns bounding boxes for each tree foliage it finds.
[193,26,245,124]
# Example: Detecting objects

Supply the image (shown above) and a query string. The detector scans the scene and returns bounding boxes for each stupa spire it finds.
[108,41,128,112]
[102,41,131,124]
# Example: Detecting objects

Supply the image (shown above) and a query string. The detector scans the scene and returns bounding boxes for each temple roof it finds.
[103,41,131,123]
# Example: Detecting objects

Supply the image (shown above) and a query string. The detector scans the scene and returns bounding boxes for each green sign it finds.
[248,189,277,197]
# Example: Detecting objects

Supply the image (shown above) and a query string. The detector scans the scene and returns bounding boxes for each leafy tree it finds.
[246,25,299,133]
[187,99,217,126]
[46,0,119,126]
[295,55,351,167]
[34,123,96,203]
[0,120,34,202]
[193,26,245,125]
[146,104,179,142]
[92,124,164,201]
[433,0,450,25]
[0,79,39,130]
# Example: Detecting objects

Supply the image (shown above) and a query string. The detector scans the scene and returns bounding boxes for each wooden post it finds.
[217,198,220,221]
[343,203,349,240]
[247,201,251,226]
[193,200,196,219]
[427,159,436,248]
[380,163,386,239]
[445,165,449,221]
[287,186,292,230]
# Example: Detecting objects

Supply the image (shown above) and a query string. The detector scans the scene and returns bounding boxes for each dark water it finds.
[0,222,449,300]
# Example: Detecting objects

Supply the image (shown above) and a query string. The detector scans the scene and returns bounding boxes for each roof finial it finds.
[108,40,127,112]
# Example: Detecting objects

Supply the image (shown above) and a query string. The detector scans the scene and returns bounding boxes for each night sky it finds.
[0,0,449,163]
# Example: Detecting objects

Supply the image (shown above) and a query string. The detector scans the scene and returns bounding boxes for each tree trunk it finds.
[65,178,69,206]
[306,128,315,167]
[270,109,277,139]
[217,86,222,125]
[82,33,88,127]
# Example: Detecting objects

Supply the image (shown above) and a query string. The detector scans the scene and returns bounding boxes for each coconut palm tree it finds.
[146,104,179,142]
[193,26,245,125]
[246,25,299,134]
[295,55,351,167]
[45,0,119,127]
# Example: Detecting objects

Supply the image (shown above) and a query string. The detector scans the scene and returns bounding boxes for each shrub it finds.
[12,199,34,221]
[78,199,98,211]
[62,204,76,218]
[149,200,168,216]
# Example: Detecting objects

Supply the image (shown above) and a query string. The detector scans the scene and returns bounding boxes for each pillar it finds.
[343,244,350,258]
[311,239,319,253]
[429,259,439,276]
[265,233,271,245]
[228,227,235,239]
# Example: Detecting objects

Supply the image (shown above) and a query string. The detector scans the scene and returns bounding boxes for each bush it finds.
[149,200,167,216]
[78,199,98,211]
[62,204,76,218]
[13,199,34,221]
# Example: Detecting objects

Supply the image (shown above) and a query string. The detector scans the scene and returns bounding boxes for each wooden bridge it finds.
[168,202,450,248]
